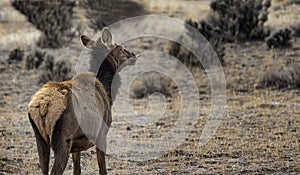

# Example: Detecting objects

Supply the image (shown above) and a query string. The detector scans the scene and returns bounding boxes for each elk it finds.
[28,28,136,175]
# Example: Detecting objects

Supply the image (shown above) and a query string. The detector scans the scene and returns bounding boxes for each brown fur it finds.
[28,28,135,175]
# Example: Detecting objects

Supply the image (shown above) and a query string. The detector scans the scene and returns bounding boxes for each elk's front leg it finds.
[72,152,81,175]
[29,116,50,175]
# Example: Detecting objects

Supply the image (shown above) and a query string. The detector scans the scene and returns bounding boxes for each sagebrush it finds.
[259,65,300,89]
[12,0,75,48]
[265,28,292,49]
[130,72,178,99]
[24,49,72,83]
[207,0,271,41]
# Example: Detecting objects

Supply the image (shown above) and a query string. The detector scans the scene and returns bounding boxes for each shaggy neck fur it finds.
[88,44,135,103]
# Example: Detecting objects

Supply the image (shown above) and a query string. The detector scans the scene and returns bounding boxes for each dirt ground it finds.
[0,0,300,174]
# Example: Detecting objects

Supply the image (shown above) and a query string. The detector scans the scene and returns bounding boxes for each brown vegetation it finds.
[265,28,293,49]
[259,65,300,89]
[23,49,72,83]
[129,71,178,99]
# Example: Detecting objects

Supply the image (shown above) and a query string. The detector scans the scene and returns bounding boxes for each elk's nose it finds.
[128,56,137,65]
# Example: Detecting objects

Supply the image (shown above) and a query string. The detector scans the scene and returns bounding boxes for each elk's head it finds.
[80,28,136,73]
[80,28,136,100]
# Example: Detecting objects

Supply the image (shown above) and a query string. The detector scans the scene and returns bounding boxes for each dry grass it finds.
[265,0,300,31]
[129,71,178,99]
[259,65,300,89]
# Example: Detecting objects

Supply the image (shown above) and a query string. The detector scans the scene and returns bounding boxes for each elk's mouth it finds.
[117,55,138,72]
[126,56,138,66]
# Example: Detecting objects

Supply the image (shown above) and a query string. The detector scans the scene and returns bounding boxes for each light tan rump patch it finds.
[28,82,70,142]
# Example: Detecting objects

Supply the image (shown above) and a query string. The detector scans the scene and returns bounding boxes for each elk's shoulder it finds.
[71,72,106,93]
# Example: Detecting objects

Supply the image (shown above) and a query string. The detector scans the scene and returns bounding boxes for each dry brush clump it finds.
[169,25,225,71]
[81,0,147,31]
[51,59,73,82]
[259,65,300,89]
[169,0,272,70]
[7,48,24,64]
[24,49,53,70]
[184,0,271,44]
[207,0,271,41]
[265,28,293,49]
[172,0,295,70]
[24,49,72,83]
[129,72,178,99]
[201,0,293,48]
[12,0,75,48]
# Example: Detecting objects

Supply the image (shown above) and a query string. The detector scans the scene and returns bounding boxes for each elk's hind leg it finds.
[96,124,109,175]
[29,115,50,175]
[72,152,81,175]
[50,116,74,175]
[96,119,110,175]
[51,138,72,175]
[96,148,107,175]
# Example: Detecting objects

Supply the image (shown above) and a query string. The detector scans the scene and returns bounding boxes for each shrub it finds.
[129,72,178,99]
[169,19,226,71]
[24,49,53,70]
[184,0,271,42]
[12,0,75,48]
[39,58,72,84]
[208,0,271,41]
[51,59,72,82]
[24,49,72,83]
[265,28,292,49]
[8,48,24,64]
[169,39,225,71]
[170,0,272,70]
[81,0,147,31]
[259,65,300,89]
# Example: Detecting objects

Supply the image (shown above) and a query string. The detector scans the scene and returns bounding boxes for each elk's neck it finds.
[88,48,120,103]
[95,59,120,103]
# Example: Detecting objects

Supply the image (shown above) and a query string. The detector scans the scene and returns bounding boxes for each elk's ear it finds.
[101,28,112,46]
[80,35,96,49]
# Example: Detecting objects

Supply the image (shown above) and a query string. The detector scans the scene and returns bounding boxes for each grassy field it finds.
[0,0,299,174]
